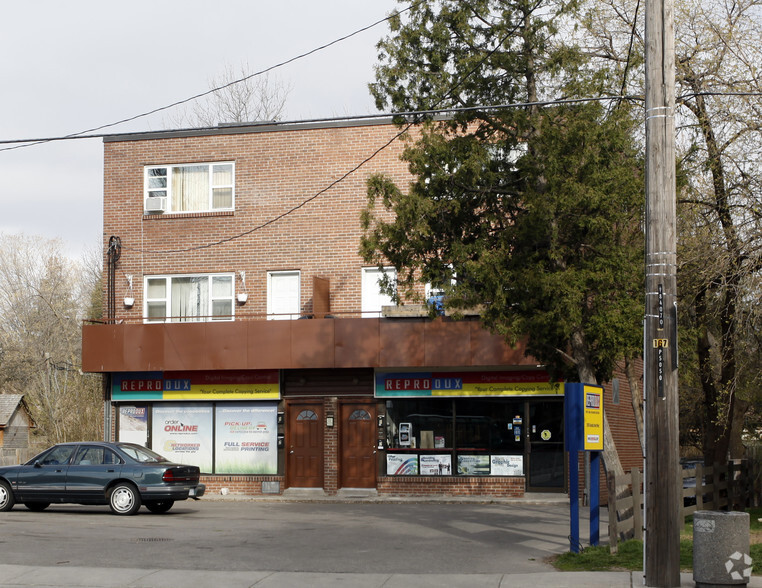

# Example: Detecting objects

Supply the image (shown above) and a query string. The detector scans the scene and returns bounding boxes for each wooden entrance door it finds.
[340,401,377,489]
[287,402,324,488]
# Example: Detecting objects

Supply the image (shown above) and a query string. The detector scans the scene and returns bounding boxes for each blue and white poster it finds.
[152,403,213,472]
[387,453,418,475]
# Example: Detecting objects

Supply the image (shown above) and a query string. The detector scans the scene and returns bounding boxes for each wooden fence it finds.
[0,448,37,466]
[606,460,760,553]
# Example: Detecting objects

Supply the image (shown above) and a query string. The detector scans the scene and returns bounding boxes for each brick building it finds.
[81,118,642,499]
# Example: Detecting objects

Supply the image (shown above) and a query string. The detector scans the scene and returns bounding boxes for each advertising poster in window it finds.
[215,402,277,474]
[118,406,148,445]
[419,454,452,475]
[387,453,419,475]
[491,455,524,476]
[152,403,213,472]
[457,454,491,475]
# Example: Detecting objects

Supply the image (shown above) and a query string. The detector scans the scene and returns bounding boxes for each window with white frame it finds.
[267,271,301,320]
[144,274,234,322]
[145,162,234,213]
[362,267,397,317]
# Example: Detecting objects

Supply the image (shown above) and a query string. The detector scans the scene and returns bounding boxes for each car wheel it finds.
[0,480,14,512]
[108,483,141,515]
[145,500,174,514]
[24,502,50,512]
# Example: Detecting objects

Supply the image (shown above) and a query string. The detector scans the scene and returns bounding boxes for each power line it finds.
[0,1,425,154]
[122,12,600,256]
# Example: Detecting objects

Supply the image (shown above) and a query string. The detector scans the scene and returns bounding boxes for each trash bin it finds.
[693,510,751,587]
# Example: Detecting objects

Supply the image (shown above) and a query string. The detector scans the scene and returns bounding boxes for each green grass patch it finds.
[554,540,694,572]
[554,508,762,574]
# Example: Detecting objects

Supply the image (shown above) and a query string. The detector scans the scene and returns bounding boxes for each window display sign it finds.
[420,454,452,475]
[152,403,213,472]
[491,455,524,476]
[112,370,280,401]
[375,371,563,398]
[387,453,419,475]
[215,403,277,474]
[457,454,491,475]
[118,406,148,445]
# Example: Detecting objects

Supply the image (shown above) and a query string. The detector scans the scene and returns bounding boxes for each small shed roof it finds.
[0,394,26,427]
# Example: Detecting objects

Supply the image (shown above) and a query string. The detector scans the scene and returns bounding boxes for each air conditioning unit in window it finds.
[144,197,167,213]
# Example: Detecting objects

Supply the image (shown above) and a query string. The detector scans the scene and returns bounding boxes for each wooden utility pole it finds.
[644,0,681,585]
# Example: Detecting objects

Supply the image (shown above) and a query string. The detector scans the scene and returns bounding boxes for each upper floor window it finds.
[144,162,234,213]
[267,271,301,320]
[144,273,234,322]
[362,267,396,317]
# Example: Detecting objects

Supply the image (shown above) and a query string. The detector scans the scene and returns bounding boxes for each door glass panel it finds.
[528,400,565,489]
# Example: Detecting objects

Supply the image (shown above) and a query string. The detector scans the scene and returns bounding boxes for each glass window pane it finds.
[212,276,232,297]
[146,301,166,318]
[212,300,232,317]
[212,187,233,209]
[212,164,233,185]
[148,177,167,189]
[147,278,166,299]
[148,190,166,199]
[171,276,208,319]
[148,168,167,178]
[172,165,209,212]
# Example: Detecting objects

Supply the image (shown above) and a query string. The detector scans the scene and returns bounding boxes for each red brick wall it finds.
[102,122,416,322]
[377,476,525,497]
[201,475,284,496]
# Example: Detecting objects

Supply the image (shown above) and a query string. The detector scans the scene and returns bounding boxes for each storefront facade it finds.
[104,365,572,498]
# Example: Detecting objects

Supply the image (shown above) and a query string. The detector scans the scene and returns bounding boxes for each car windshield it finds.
[118,444,170,463]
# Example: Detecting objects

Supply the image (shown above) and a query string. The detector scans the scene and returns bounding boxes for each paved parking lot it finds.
[0,499,585,575]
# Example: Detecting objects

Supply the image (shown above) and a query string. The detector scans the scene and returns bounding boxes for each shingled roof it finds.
[0,394,26,427]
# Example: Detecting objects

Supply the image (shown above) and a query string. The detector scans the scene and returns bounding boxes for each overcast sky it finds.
[0,0,400,258]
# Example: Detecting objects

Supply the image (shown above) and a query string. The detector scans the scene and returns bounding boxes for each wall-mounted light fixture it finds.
[123,274,134,307]
[377,414,385,428]
[326,414,335,428]
[237,271,247,304]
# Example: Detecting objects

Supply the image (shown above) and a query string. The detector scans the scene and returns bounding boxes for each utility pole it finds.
[644,0,680,585]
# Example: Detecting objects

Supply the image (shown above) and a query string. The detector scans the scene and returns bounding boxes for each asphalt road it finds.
[0,500,585,575]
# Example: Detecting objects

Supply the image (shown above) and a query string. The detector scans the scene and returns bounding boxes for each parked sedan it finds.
[0,441,205,515]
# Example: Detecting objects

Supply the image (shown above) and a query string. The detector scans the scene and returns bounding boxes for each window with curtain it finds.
[144,274,234,322]
[145,162,234,213]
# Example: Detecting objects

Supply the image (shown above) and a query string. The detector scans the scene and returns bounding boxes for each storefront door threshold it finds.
[282,488,327,499]
[337,488,378,499]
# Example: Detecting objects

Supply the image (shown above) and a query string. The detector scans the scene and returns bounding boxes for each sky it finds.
[0,0,400,258]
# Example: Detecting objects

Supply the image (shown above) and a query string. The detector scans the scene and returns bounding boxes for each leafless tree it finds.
[0,234,102,445]
[580,0,762,462]
[166,62,291,128]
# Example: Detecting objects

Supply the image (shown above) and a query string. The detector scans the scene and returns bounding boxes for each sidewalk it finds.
[3,564,756,588]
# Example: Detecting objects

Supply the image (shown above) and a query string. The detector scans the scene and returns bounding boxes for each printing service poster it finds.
[419,454,452,475]
[387,453,419,475]
[215,402,277,474]
[152,403,213,472]
[457,454,491,475]
[118,405,148,445]
[490,455,524,476]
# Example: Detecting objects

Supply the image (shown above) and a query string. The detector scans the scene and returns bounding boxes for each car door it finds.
[66,445,124,502]
[15,445,77,502]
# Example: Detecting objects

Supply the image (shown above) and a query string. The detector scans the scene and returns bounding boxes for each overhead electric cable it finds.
[0,1,425,154]
[123,11,547,255]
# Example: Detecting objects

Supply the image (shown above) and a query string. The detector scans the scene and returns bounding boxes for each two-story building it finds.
[81,117,642,498]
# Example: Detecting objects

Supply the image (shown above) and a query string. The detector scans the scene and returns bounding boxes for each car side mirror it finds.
[33,460,42,468]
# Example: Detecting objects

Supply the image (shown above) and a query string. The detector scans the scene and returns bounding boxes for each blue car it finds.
[0,441,205,515]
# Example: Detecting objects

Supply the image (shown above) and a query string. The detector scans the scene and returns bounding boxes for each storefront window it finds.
[385,398,524,454]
